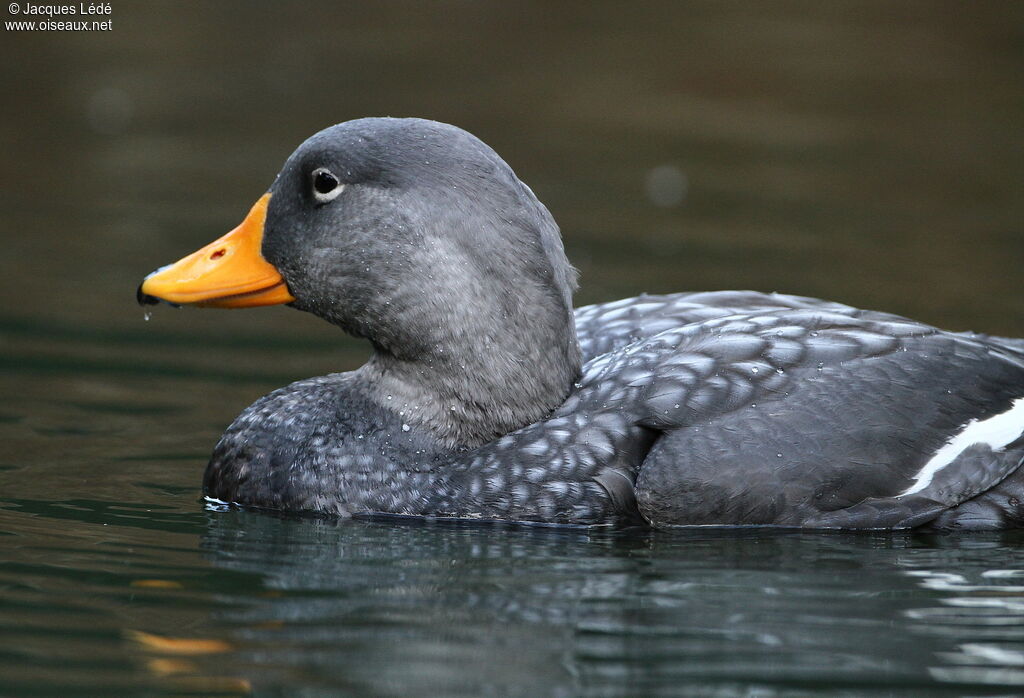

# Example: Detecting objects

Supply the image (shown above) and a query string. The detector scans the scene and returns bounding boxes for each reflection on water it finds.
[906,566,1024,687]
[6,498,1024,695]
[2,0,1023,695]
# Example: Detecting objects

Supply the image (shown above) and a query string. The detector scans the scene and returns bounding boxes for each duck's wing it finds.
[427,305,1024,529]
[966,334,1024,355]
[571,307,1024,529]
[575,291,1024,363]
[575,291,882,361]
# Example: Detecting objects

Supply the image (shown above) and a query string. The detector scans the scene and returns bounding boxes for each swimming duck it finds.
[138,117,1024,530]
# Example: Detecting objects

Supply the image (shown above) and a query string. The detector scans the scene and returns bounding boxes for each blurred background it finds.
[2,2,1024,695]
[3,1,1022,344]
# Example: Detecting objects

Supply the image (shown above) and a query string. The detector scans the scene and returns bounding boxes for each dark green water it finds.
[2,1,1024,695]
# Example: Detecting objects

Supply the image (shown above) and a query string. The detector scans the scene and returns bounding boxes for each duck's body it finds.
[141,118,1024,530]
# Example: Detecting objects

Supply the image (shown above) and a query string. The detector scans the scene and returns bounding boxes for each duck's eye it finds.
[311,168,343,203]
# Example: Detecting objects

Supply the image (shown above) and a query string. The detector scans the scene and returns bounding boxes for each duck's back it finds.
[576,290,1024,360]
[576,291,890,360]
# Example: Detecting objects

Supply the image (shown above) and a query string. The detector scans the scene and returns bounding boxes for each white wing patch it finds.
[900,397,1024,497]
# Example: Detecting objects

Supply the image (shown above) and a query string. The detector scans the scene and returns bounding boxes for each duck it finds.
[138,117,1024,530]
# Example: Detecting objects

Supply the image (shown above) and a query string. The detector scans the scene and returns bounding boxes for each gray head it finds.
[260,118,582,445]
[263,118,575,352]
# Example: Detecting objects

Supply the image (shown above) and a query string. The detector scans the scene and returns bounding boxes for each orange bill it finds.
[138,193,295,308]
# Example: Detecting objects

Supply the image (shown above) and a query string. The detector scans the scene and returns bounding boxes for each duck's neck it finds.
[357,305,581,449]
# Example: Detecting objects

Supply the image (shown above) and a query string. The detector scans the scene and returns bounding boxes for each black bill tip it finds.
[137,282,160,306]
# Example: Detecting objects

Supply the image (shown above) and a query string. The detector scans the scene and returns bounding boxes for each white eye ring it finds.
[312,167,344,203]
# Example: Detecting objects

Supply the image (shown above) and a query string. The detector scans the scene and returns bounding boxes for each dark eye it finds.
[311,168,343,203]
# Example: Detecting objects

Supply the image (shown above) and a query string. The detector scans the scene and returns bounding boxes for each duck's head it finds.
[139,118,582,445]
